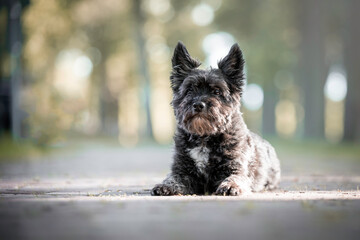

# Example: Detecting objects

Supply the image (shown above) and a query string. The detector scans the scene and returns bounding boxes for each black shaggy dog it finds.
[151,42,280,196]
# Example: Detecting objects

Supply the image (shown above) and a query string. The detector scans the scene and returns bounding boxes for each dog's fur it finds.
[151,42,280,196]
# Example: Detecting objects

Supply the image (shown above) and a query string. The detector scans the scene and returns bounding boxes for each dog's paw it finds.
[215,182,242,196]
[151,184,177,196]
[215,181,250,196]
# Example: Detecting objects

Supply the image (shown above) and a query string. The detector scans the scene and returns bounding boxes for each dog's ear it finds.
[171,42,201,91]
[218,43,245,91]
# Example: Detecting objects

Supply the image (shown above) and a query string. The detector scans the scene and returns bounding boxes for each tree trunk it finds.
[6,0,29,139]
[297,0,327,139]
[262,88,277,136]
[132,0,153,141]
[98,56,119,137]
[343,0,360,142]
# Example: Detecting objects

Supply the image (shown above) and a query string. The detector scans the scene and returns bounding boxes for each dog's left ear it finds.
[171,42,201,92]
[218,43,245,91]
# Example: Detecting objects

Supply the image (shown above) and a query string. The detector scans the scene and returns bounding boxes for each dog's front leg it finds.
[151,174,192,196]
[215,175,252,196]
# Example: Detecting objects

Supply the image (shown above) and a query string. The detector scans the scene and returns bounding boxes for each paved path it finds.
[0,144,360,240]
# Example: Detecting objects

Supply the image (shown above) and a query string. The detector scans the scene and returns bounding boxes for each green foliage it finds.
[0,134,47,161]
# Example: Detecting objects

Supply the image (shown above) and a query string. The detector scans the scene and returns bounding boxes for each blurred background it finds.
[0,0,360,156]
[2,2,360,239]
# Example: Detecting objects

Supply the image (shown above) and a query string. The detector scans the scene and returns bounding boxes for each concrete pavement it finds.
[0,143,360,240]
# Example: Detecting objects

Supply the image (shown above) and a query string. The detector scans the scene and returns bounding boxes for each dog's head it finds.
[170,42,245,136]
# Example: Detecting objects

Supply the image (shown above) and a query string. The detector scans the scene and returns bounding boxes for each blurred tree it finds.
[0,4,10,133]
[0,0,29,139]
[23,0,81,144]
[343,0,360,142]
[23,0,138,142]
[72,0,125,136]
[216,0,296,136]
[133,0,153,140]
[296,0,327,139]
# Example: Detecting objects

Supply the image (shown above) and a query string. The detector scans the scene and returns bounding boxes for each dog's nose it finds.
[193,102,206,112]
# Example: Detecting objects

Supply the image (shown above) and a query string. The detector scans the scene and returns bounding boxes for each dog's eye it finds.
[213,89,221,95]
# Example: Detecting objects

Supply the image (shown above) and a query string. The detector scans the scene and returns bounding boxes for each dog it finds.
[151,42,280,196]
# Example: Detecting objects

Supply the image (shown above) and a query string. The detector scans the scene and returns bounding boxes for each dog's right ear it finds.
[171,42,201,92]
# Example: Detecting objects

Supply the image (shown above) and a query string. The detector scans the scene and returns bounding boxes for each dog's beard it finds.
[183,114,216,136]
[181,106,233,136]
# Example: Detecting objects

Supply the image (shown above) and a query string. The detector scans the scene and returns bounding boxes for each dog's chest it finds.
[188,146,210,175]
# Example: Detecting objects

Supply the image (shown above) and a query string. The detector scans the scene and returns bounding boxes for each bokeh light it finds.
[324,69,347,102]
[242,83,264,111]
[202,32,235,67]
[54,49,92,98]
[73,55,93,78]
[144,0,171,16]
[275,100,297,138]
[191,3,214,27]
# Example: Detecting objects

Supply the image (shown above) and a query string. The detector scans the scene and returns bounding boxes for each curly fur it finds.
[151,42,280,196]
